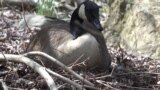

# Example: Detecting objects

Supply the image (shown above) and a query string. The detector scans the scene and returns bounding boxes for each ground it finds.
[0,6,160,90]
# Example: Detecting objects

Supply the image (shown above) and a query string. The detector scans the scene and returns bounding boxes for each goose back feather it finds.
[26,16,102,69]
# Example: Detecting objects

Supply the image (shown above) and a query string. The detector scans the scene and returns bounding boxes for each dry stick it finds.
[96,80,118,90]
[95,66,116,80]
[0,54,57,90]
[68,54,84,67]
[83,85,99,90]
[69,57,90,69]
[60,3,75,11]
[47,64,99,90]
[0,79,8,90]
[60,0,77,10]
[47,69,99,90]
[115,72,160,76]
[115,84,150,90]
[46,69,83,90]
[21,0,32,33]
[0,0,36,7]
[23,51,94,86]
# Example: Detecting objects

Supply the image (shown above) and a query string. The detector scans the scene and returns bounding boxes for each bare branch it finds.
[0,0,36,7]
[46,69,83,90]
[23,51,94,86]
[0,54,57,90]
[59,2,76,11]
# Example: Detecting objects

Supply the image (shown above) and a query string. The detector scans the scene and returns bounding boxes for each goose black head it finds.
[79,1,103,31]
[70,0,103,39]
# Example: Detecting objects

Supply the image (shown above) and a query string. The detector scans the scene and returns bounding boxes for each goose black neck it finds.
[70,8,86,39]
[70,8,83,25]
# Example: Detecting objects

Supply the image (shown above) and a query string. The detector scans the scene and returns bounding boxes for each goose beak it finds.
[92,19,103,31]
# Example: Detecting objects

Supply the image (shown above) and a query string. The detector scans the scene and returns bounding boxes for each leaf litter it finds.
[0,6,160,90]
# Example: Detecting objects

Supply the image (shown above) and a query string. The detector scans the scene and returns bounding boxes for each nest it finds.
[0,6,160,90]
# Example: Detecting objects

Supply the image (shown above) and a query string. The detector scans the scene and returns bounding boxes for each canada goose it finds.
[70,0,103,39]
[18,1,111,71]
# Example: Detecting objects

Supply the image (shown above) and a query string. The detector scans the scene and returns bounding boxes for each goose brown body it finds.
[26,18,102,69]
[19,1,111,70]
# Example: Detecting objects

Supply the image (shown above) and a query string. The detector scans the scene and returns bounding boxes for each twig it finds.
[68,54,84,67]
[115,83,150,90]
[60,3,75,11]
[115,72,160,76]
[46,68,83,90]
[0,0,36,7]
[0,54,57,90]
[69,57,90,70]
[0,79,8,90]
[95,65,116,79]
[60,0,76,11]
[0,71,8,76]
[23,51,94,86]
[48,66,101,90]
[83,85,99,90]
[21,0,32,33]
[96,80,118,90]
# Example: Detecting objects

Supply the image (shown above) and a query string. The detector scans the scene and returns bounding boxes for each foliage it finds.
[36,0,58,17]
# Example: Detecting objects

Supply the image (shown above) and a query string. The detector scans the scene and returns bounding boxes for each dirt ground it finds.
[0,6,160,90]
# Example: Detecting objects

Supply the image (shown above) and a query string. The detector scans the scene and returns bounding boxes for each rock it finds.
[103,0,160,59]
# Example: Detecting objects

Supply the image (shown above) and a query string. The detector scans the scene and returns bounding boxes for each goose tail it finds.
[18,14,54,30]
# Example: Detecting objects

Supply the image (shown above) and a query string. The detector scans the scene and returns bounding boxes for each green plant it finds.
[37,0,58,17]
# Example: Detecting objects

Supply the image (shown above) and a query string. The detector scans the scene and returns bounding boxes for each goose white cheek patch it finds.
[78,4,87,21]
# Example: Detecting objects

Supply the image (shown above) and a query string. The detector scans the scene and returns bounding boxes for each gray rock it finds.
[103,0,160,59]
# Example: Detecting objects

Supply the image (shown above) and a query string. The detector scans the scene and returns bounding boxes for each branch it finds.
[46,69,83,90]
[0,0,36,7]
[59,2,75,11]
[0,54,57,90]
[47,69,100,90]
[23,51,94,86]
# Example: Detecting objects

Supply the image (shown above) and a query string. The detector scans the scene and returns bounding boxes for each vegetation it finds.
[0,0,160,90]
[37,0,57,17]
